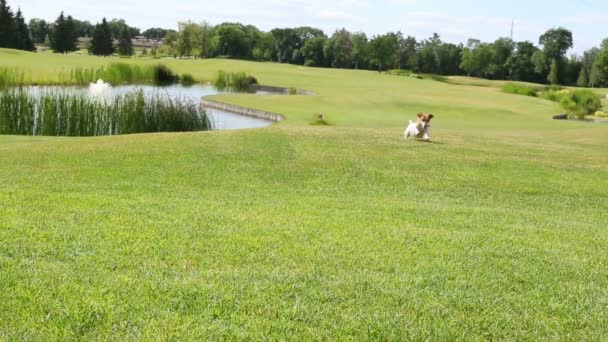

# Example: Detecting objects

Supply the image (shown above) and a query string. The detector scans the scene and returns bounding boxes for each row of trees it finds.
[162,22,608,87]
[28,16,140,46]
[0,0,34,51]
[4,0,608,87]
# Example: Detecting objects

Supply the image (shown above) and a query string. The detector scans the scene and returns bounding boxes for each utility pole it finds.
[510,20,514,41]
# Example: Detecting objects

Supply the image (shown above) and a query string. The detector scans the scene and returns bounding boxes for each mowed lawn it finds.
[1,49,608,340]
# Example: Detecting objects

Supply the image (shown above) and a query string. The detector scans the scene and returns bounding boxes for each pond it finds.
[24,83,275,131]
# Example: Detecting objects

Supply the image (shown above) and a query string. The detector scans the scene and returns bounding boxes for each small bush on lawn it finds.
[542,89,602,120]
[502,83,538,97]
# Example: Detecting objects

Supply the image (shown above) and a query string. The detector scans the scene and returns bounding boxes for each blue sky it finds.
[11,0,608,53]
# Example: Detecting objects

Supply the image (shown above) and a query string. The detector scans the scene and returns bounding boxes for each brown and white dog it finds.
[404,113,434,141]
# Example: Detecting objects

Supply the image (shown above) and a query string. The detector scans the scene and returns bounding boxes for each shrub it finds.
[310,113,329,126]
[542,89,602,120]
[428,74,448,83]
[386,69,412,77]
[154,64,179,85]
[502,83,538,97]
[595,111,608,117]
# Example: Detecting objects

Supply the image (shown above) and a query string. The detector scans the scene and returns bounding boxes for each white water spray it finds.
[88,79,112,98]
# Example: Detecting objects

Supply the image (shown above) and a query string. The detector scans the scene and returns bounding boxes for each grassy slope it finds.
[1,49,608,340]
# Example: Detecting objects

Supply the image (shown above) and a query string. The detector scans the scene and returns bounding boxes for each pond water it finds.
[25,84,275,131]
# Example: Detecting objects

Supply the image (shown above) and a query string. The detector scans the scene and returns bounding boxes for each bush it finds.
[386,69,412,76]
[502,83,538,97]
[428,74,448,83]
[310,113,329,126]
[595,111,608,117]
[154,64,179,85]
[542,89,602,120]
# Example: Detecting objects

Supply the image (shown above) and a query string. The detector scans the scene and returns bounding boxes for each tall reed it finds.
[0,88,213,136]
[62,63,179,86]
[0,67,25,89]
[214,70,257,91]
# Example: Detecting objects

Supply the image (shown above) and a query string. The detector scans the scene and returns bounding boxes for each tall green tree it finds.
[14,9,35,51]
[369,33,398,71]
[107,18,139,39]
[591,38,608,87]
[89,18,114,56]
[301,36,327,67]
[325,28,353,68]
[50,12,77,53]
[539,27,573,84]
[505,41,542,83]
[176,21,198,57]
[29,18,49,44]
[118,26,133,56]
[0,0,16,48]
[548,59,559,84]
[396,34,417,71]
[215,23,248,58]
[577,66,589,87]
[142,28,170,39]
[351,32,369,70]
[197,21,216,58]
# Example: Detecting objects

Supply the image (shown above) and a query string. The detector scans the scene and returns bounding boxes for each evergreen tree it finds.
[64,15,78,51]
[118,26,133,56]
[89,18,114,56]
[577,67,589,87]
[548,58,560,85]
[14,9,35,51]
[0,0,16,48]
[50,12,77,53]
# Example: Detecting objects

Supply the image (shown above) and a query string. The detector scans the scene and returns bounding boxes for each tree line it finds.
[159,22,608,87]
[0,0,35,51]
[3,0,608,87]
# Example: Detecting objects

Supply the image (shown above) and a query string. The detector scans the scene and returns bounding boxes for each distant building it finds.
[131,36,163,48]
[76,36,163,51]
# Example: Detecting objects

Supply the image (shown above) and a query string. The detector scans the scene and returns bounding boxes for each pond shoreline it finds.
[201,98,284,123]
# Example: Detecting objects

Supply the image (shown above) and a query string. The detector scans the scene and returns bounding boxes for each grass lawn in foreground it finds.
[1,49,608,340]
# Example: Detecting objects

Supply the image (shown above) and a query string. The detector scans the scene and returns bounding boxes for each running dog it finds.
[404,113,434,141]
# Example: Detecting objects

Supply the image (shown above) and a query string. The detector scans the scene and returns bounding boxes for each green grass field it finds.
[1,48,608,340]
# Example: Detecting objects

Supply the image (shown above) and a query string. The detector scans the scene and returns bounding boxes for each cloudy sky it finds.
[10,0,607,53]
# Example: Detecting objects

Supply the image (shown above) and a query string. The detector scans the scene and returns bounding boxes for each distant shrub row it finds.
[502,83,538,97]
[502,83,603,120]
[386,69,448,82]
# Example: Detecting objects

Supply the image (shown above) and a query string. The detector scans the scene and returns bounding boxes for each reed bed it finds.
[0,88,213,136]
[60,63,180,86]
[214,70,258,91]
[0,67,25,89]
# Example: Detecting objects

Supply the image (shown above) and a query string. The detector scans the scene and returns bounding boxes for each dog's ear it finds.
[428,114,434,120]
[417,113,424,118]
